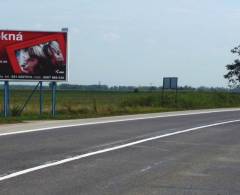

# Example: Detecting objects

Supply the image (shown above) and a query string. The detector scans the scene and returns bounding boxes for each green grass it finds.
[0,90,240,124]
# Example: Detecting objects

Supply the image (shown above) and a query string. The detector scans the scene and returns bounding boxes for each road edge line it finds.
[0,118,240,182]
[1,108,240,137]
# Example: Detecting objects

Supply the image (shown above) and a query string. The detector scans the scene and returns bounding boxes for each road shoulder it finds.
[0,108,240,136]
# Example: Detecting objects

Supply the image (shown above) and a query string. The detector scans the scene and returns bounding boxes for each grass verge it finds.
[0,90,240,124]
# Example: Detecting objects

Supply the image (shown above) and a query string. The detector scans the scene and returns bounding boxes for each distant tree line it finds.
[58,84,235,92]
[0,83,238,92]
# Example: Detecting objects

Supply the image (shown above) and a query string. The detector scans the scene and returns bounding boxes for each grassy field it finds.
[0,89,240,124]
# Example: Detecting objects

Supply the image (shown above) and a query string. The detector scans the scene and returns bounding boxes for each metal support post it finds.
[175,88,178,104]
[161,87,165,106]
[51,82,57,117]
[39,81,43,115]
[3,81,10,117]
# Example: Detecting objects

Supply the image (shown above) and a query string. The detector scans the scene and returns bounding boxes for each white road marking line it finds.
[0,119,240,182]
[140,166,152,173]
[0,109,240,137]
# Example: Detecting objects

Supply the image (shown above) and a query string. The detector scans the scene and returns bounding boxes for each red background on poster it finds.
[0,30,67,81]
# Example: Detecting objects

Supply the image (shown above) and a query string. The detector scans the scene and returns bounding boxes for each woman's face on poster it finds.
[17,49,39,74]
[22,57,39,74]
[17,49,30,68]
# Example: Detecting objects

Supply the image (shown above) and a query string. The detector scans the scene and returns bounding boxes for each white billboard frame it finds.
[0,28,69,82]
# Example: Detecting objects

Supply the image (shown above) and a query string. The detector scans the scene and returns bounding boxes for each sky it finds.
[1,0,240,87]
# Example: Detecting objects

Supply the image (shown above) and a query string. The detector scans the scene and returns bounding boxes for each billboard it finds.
[163,77,178,89]
[0,30,68,81]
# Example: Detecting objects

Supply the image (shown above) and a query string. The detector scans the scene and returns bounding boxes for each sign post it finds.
[3,81,10,117]
[162,77,178,105]
[39,81,43,115]
[51,82,57,117]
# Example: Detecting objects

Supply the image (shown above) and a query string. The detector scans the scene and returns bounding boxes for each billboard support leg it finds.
[51,82,57,117]
[39,81,43,115]
[3,81,10,117]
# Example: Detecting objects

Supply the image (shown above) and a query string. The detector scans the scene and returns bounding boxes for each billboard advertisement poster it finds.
[0,30,68,81]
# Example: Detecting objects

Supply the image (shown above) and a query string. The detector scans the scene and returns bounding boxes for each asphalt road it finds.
[0,110,240,195]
